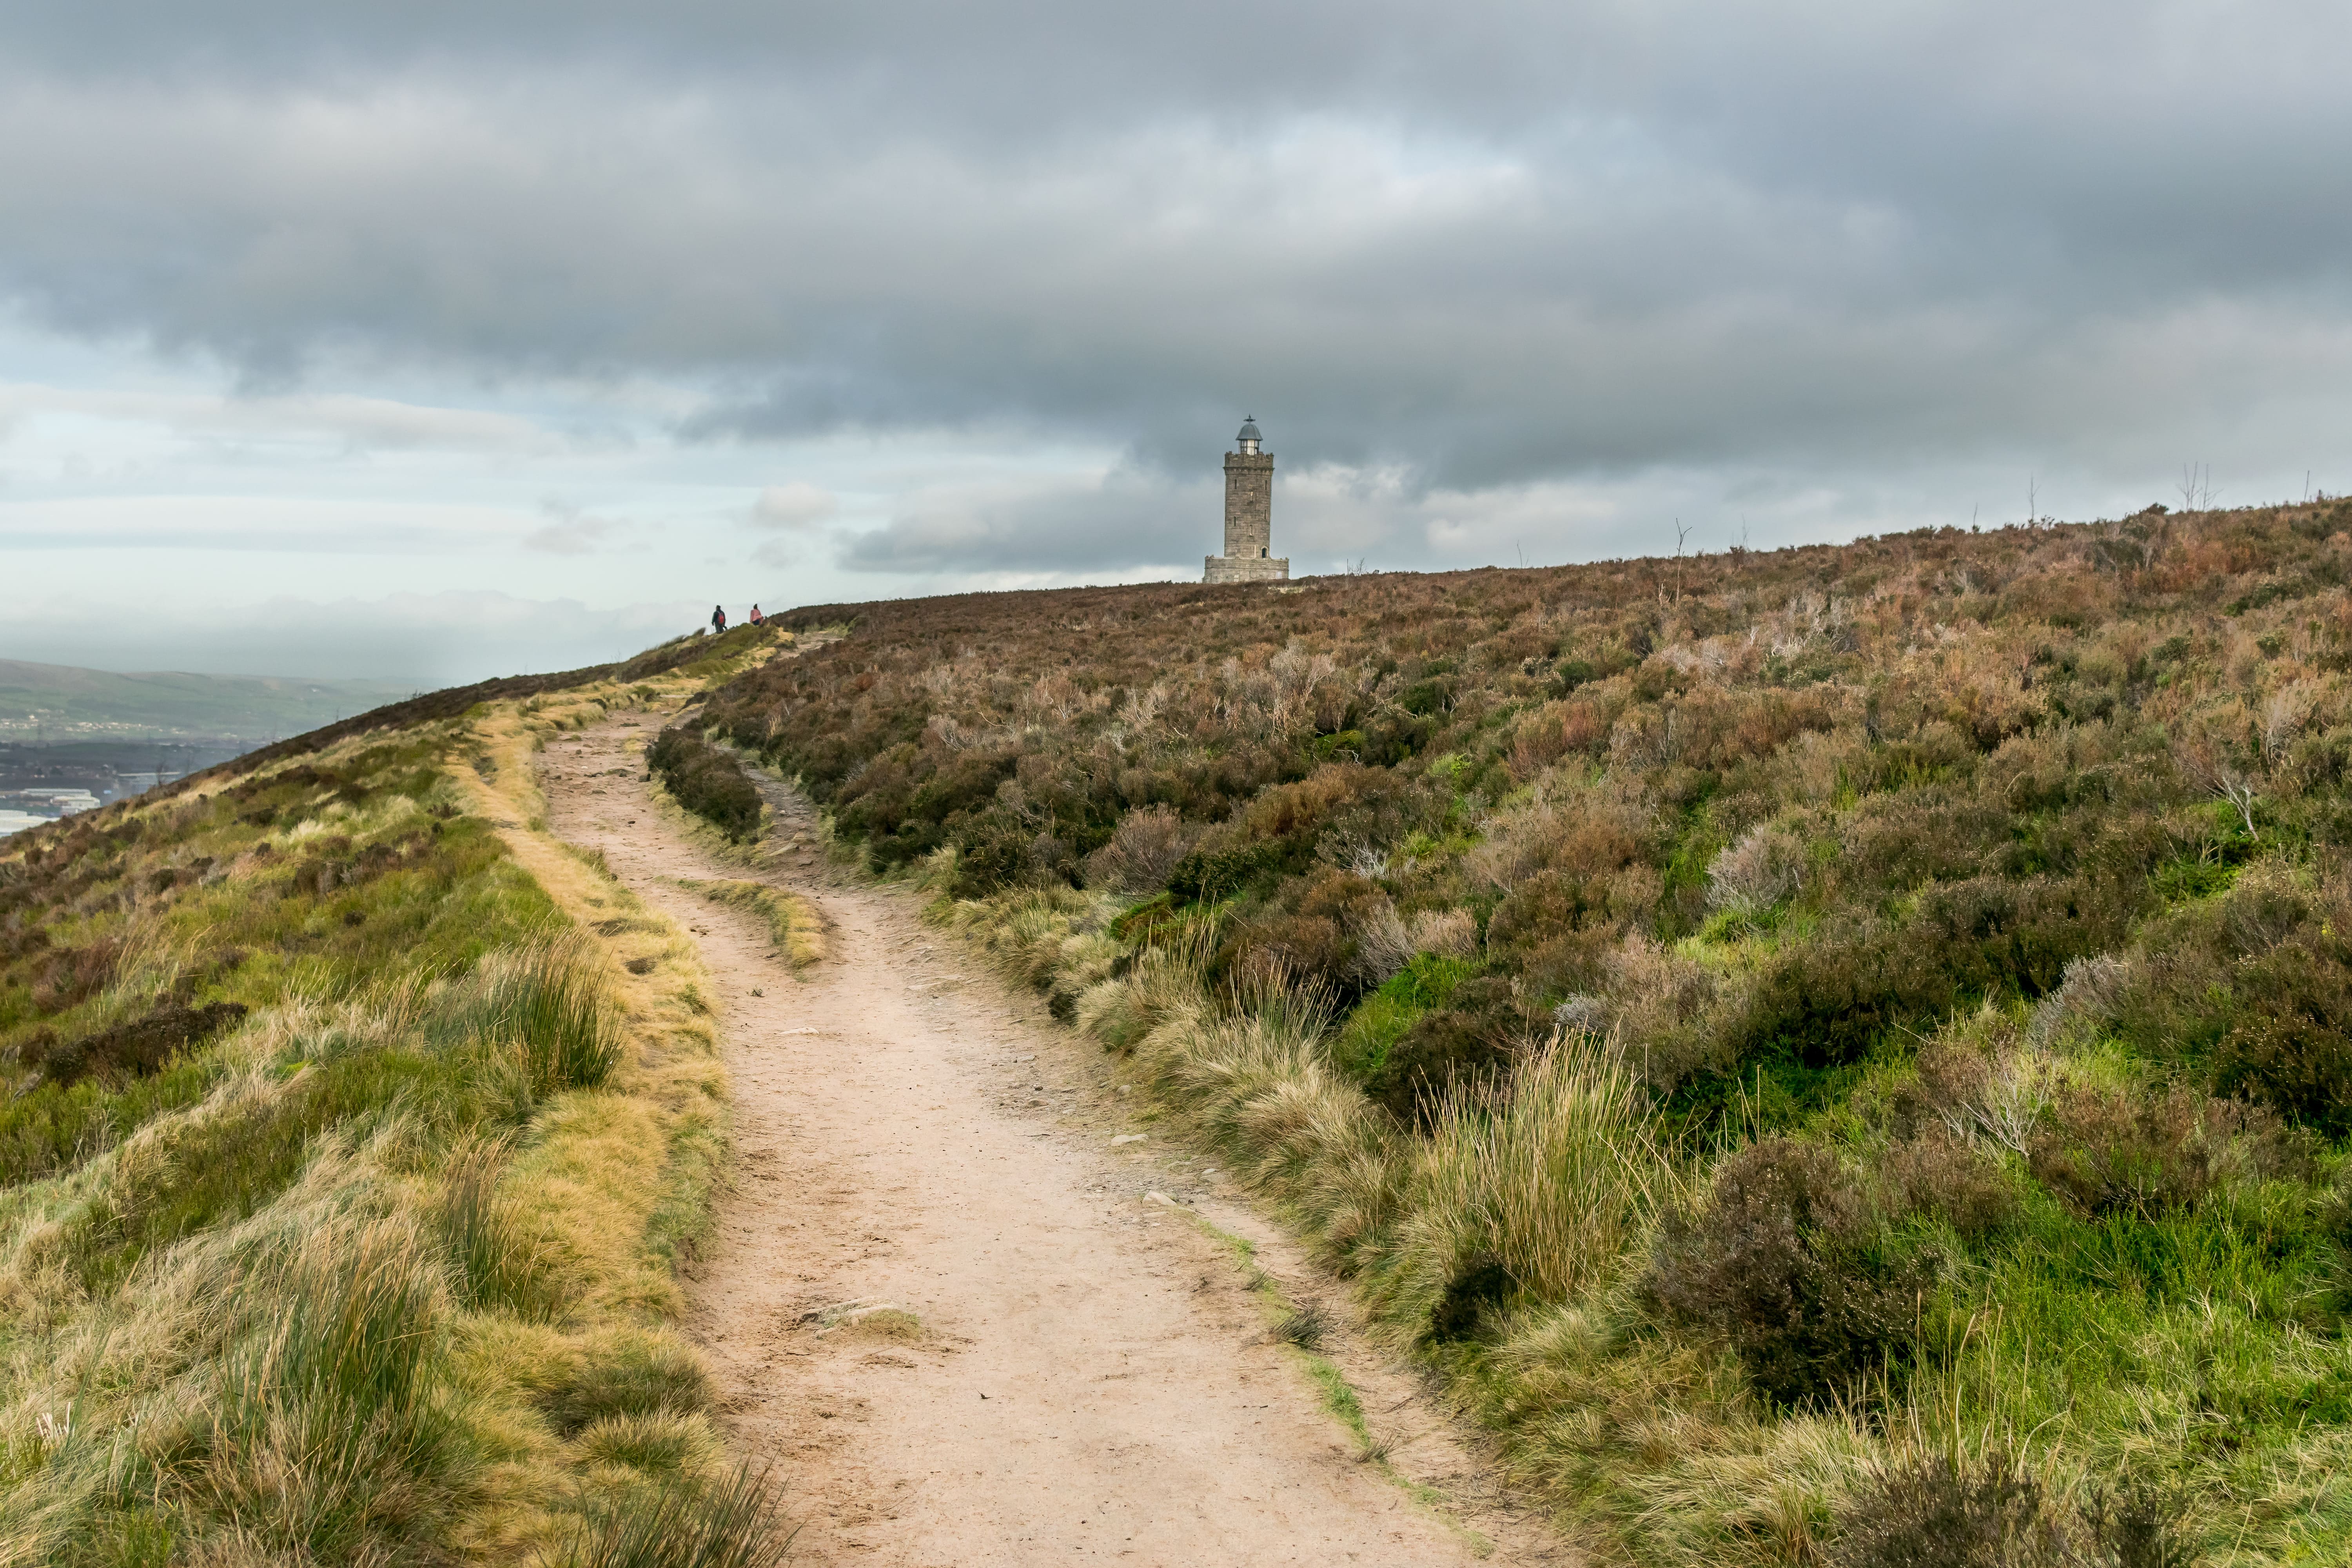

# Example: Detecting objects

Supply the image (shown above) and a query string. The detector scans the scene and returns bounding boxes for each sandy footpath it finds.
[537,708,1565,1567]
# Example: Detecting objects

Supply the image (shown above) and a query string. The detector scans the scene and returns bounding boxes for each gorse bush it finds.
[754,499,2352,1561]
[648,724,765,840]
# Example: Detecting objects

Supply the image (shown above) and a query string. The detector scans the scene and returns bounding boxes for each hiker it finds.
[748,604,764,624]
[711,604,727,633]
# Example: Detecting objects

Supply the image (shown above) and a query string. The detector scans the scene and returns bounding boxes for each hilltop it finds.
[695,497,2352,1563]
[0,624,791,1563]
[0,659,419,740]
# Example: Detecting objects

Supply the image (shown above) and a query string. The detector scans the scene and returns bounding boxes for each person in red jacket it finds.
[748,604,764,624]
[711,604,727,633]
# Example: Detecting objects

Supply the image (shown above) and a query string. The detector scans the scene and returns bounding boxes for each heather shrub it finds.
[1830,1452,2055,1568]
[647,724,764,840]
[1830,1453,2190,1568]
[1329,951,1478,1086]
[1877,1127,2021,1241]
[30,937,123,1011]
[31,1000,248,1088]
[2212,932,2352,1133]
[2026,1082,2305,1217]
[1359,975,1533,1124]
[1647,1137,1925,1408]
[1730,874,2136,1071]
[944,809,1035,897]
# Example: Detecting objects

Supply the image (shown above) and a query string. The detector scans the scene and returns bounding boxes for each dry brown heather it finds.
[0,626,789,1567]
[714,500,2352,1563]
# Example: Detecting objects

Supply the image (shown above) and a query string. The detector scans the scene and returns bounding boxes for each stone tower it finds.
[1204,416,1288,583]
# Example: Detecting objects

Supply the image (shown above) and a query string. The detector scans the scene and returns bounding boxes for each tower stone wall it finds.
[1221,450,1274,558]
[1204,423,1288,583]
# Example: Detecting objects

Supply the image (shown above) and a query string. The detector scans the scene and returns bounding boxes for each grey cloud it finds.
[748,482,838,530]
[839,470,1209,575]
[522,501,627,555]
[0,1,2348,557]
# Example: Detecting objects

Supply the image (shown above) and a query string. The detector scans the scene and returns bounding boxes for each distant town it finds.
[0,737,259,837]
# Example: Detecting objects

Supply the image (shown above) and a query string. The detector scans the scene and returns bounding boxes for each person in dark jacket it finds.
[711,604,727,633]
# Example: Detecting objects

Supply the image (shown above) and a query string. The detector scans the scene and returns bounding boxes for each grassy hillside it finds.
[0,622,786,1565]
[708,500,2352,1563]
[0,660,420,740]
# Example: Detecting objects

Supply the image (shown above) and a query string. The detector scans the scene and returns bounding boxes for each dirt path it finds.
[539,710,1564,1567]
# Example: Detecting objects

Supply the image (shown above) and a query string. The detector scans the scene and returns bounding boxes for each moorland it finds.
[691,499,2352,1564]
[15,497,2352,1566]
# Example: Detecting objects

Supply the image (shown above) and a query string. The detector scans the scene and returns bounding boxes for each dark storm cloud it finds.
[3,1,2349,566]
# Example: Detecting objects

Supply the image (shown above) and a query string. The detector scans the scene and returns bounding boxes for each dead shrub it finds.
[30,937,124,1011]
[2026,954,2131,1049]
[1890,1030,2049,1158]
[1706,820,1809,917]
[1604,935,1731,1089]
[1409,908,1478,959]
[1082,804,1198,892]
[1347,898,1418,985]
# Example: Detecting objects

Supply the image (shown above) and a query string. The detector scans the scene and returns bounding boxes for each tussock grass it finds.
[441,1136,562,1319]
[677,878,829,968]
[426,933,624,1092]
[1406,1037,1682,1305]
[554,1465,792,1568]
[929,872,2283,1565]
[0,668,784,1565]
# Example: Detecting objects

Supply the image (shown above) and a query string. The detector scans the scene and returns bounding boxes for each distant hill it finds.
[0,659,417,740]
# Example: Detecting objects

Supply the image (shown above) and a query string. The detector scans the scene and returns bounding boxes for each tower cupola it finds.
[1236,416,1262,455]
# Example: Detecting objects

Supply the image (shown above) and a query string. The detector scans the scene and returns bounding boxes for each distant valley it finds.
[0,659,417,829]
[0,658,416,741]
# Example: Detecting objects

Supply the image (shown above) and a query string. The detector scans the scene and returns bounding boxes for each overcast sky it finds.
[4,1,2348,681]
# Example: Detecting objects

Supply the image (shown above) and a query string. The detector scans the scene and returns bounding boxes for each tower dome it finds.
[1236,416,1262,454]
